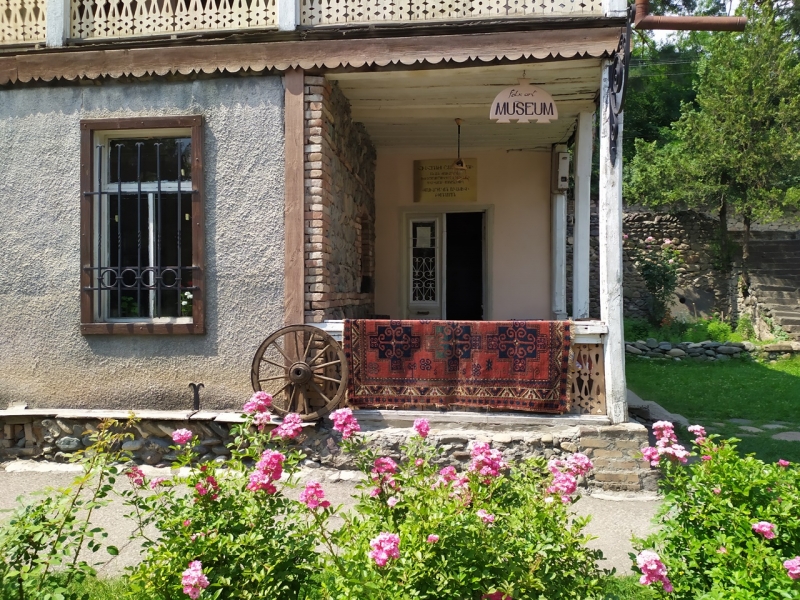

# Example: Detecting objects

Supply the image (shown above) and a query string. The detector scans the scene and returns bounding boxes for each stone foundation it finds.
[0,410,654,492]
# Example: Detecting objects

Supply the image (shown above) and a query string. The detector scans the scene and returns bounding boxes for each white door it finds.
[408,217,442,319]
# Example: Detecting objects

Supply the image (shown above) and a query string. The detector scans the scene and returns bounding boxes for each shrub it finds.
[318,424,605,600]
[734,315,756,341]
[683,318,734,343]
[625,236,682,325]
[633,423,800,598]
[0,420,131,600]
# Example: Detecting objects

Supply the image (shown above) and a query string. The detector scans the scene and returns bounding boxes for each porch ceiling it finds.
[327,59,602,149]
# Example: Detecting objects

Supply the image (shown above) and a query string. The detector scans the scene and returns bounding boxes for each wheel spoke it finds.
[273,381,291,398]
[259,374,289,383]
[288,385,297,411]
[272,341,294,364]
[261,356,291,372]
[308,344,330,366]
[302,332,316,362]
[309,380,332,405]
[311,359,341,371]
[300,386,310,414]
[313,373,342,385]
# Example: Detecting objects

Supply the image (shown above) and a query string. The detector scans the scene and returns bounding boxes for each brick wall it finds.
[304,76,377,323]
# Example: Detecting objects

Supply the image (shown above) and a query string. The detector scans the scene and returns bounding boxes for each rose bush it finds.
[633,423,800,598]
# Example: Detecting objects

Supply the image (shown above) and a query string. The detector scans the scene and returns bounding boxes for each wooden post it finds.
[284,68,305,326]
[573,111,593,319]
[551,145,567,320]
[45,0,70,46]
[598,61,627,425]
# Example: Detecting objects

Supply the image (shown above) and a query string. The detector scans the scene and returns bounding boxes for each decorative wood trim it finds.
[598,60,626,424]
[284,67,305,326]
[550,144,567,320]
[0,27,621,85]
[79,115,206,335]
[568,342,606,415]
[572,110,593,319]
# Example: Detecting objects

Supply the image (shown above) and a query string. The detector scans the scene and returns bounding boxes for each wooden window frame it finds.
[80,116,206,335]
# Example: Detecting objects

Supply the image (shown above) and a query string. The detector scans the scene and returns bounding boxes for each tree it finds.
[625,0,800,287]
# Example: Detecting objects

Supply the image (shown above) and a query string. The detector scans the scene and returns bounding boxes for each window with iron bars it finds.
[80,117,205,334]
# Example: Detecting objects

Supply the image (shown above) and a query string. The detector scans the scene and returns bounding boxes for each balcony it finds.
[0,0,46,44]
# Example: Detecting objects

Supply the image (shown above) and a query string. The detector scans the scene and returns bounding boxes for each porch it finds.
[289,51,627,424]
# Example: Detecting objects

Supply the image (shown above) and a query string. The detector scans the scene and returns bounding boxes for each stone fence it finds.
[626,339,800,362]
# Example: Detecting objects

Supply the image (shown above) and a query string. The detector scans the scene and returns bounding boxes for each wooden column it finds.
[598,61,627,425]
[551,145,568,320]
[284,67,305,326]
[572,111,593,319]
[277,0,299,30]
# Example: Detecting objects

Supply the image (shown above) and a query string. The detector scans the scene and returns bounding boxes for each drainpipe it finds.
[634,0,746,30]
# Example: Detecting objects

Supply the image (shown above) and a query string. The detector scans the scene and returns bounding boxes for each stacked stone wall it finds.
[303,76,377,323]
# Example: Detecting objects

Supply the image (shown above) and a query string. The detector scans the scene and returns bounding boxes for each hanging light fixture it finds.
[452,118,467,181]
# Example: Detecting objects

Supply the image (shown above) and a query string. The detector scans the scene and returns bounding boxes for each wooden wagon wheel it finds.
[251,325,348,421]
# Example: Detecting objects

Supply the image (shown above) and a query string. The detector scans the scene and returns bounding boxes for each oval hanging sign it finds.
[489,79,558,124]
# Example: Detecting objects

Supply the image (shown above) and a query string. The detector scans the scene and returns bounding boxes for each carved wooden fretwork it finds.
[0,0,46,43]
[568,343,607,416]
[301,0,599,26]
[70,0,276,39]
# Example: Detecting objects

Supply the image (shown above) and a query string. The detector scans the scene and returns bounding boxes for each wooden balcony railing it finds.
[0,0,46,44]
[69,0,276,39]
[301,0,601,26]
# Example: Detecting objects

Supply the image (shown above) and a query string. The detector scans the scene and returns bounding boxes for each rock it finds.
[763,342,793,352]
[122,439,144,452]
[739,426,764,433]
[202,438,223,446]
[667,348,686,357]
[199,453,216,463]
[82,435,94,447]
[15,437,26,448]
[157,424,176,437]
[40,419,62,438]
[140,449,163,465]
[140,421,165,437]
[302,459,321,469]
[208,422,230,439]
[53,452,67,463]
[646,351,665,358]
[162,452,179,462]
[42,444,55,453]
[634,342,649,351]
[626,345,643,355]
[724,341,745,348]
[705,350,717,357]
[763,424,787,430]
[72,425,86,438]
[133,425,151,439]
[772,432,800,442]
[541,434,553,445]
[492,433,512,444]
[716,354,730,362]
[716,346,742,355]
[687,343,704,349]
[212,445,230,456]
[560,441,578,453]
[56,437,82,452]
[702,341,722,349]
[646,338,659,349]
[143,437,172,451]
[55,420,73,434]
[728,418,753,425]
[658,342,673,351]
[214,456,227,465]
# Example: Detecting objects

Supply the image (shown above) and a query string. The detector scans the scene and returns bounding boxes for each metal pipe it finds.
[635,0,746,31]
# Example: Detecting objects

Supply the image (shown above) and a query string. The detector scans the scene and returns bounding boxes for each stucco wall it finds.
[373,148,552,320]
[0,76,286,410]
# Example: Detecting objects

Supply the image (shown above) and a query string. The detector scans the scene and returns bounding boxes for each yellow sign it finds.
[413,159,477,203]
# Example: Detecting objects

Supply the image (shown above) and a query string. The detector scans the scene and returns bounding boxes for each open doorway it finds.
[407,211,485,320]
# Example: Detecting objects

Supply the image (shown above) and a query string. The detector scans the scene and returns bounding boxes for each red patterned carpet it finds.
[343,320,571,414]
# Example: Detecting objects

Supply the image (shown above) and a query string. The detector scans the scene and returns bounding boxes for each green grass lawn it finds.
[626,355,800,463]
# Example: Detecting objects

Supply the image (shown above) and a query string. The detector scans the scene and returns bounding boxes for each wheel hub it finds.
[289,361,313,385]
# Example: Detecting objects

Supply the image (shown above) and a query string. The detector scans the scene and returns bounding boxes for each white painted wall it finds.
[374,148,552,320]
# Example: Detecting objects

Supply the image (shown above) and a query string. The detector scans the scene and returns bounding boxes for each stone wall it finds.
[304,76,377,323]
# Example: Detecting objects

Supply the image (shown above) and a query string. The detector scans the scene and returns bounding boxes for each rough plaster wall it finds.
[0,76,285,410]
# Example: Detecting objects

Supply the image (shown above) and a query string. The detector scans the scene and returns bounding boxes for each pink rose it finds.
[368,532,400,567]
[702,455,712,461]
[181,560,209,599]
[299,481,330,510]
[387,497,399,508]
[272,412,304,440]
[713,487,721,495]
[149,477,166,489]
[778,459,790,467]
[426,534,439,543]
[330,408,360,439]
[469,442,506,480]
[784,556,800,580]
[126,466,145,487]
[482,593,512,600]
[243,391,271,414]
[172,429,193,445]
[413,418,430,438]
[476,509,495,524]
[636,550,673,593]
[752,521,776,539]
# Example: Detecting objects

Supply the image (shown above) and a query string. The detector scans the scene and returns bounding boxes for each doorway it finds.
[446,212,484,320]
[406,211,485,320]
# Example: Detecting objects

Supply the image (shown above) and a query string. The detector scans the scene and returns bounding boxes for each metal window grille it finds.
[84,137,197,321]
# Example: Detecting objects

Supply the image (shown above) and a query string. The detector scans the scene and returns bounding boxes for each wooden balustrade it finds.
[0,0,46,44]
